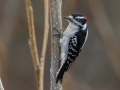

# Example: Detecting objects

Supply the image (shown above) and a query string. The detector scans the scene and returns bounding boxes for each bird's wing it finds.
[65,31,86,71]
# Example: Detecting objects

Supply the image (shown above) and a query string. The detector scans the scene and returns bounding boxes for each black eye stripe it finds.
[74,18,86,25]
[75,18,80,22]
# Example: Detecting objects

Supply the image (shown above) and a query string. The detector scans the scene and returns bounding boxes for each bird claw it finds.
[51,33,60,36]
[52,27,63,37]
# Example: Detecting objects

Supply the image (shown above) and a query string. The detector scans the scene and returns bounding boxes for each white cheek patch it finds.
[81,23,87,30]
[76,16,84,19]
[69,15,73,19]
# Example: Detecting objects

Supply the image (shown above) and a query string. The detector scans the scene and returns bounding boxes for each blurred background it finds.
[0,0,120,90]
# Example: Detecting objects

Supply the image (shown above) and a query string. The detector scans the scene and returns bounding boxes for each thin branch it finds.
[25,0,40,89]
[39,0,49,90]
[0,78,4,90]
[50,0,63,90]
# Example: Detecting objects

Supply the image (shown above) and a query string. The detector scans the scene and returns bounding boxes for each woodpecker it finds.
[56,13,88,83]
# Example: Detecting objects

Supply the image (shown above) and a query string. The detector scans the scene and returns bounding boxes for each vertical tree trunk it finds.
[50,0,63,90]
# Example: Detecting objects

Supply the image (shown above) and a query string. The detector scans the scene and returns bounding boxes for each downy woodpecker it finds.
[56,13,88,83]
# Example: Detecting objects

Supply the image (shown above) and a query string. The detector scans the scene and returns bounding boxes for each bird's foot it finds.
[51,27,63,37]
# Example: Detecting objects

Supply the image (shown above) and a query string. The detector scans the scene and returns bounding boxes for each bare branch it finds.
[0,78,4,90]
[25,0,40,89]
[39,0,49,90]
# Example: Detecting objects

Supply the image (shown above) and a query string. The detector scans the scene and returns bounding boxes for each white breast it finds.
[60,36,69,65]
[60,24,78,65]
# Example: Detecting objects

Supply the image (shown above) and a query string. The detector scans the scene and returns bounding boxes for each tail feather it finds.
[56,62,67,83]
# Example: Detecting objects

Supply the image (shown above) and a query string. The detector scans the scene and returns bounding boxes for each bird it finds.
[56,13,88,83]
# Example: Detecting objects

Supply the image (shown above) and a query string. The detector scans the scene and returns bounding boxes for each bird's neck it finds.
[64,24,78,36]
[81,23,87,30]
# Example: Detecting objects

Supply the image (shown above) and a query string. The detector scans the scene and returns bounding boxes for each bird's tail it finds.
[56,62,67,83]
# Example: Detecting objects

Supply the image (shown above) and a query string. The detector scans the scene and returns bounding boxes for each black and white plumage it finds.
[56,13,88,83]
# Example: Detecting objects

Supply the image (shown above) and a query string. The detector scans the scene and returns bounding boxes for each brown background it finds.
[0,0,120,90]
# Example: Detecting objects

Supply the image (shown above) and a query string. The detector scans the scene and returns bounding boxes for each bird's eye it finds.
[75,18,80,22]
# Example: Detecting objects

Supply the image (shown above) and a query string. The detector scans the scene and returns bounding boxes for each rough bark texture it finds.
[50,0,63,90]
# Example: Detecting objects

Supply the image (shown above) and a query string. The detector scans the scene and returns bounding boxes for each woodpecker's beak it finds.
[64,16,70,19]
[64,16,73,22]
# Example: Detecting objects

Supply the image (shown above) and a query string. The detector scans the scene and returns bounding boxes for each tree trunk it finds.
[50,0,63,90]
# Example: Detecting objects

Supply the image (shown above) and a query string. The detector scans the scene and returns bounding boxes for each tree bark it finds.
[50,0,63,90]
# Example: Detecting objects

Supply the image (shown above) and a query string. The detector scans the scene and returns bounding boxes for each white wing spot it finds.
[71,36,77,46]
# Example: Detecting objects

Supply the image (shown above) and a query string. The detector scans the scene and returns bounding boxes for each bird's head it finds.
[64,13,87,30]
